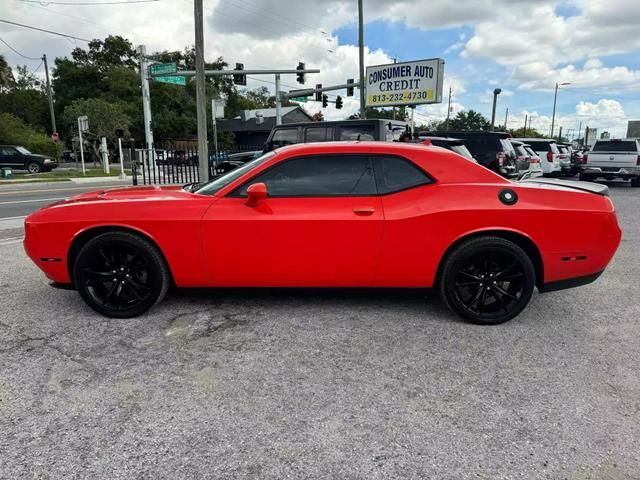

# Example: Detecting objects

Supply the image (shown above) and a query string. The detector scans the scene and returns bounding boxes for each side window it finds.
[339,125,375,141]
[304,127,331,143]
[271,128,298,148]
[1,148,16,155]
[374,155,432,194]
[233,155,376,197]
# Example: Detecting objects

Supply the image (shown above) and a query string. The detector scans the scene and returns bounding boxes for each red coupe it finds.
[24,142,621,324]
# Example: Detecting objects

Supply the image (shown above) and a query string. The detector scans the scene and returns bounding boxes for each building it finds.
[218,106,314,149]
[600,131,610,140]
[627,121,640,138]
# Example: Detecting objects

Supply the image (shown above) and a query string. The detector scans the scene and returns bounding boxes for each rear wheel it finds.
[73,232,170,318]
[26,162,41,174]
[631,177,640,187]
[439,236,535,325]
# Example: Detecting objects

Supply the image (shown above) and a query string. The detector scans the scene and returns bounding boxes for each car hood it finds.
[68,185,191,202]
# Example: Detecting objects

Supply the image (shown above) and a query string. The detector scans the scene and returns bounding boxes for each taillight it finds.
[496,151,505,166]
[530,157,539,163]
[637,155,640,165]
[547,151,553,162]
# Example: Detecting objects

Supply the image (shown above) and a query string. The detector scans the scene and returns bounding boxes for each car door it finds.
[201,154,383,287]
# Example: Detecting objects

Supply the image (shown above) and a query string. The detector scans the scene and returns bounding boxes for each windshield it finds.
[449,144,475,161]
[524,146,537,157]
[514,144,528,157]
[16,146,31,154]
[193,151,275,195]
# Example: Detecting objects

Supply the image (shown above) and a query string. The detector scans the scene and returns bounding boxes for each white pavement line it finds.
[0,215,27,221]
[0,216,26,230]
[0,197,66,205]
[0,237,23,246]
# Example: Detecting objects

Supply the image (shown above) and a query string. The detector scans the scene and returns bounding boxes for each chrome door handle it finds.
[353,207,375,215]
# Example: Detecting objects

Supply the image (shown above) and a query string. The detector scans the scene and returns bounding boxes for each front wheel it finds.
[73,232,170,318]
[439,236,536,325]
[631,177,640,188]
[26,162,42,174]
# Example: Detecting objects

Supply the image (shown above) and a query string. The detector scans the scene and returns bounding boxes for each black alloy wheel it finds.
[73,232,170,318]
[27,162,42,174]
[440,236,535,325]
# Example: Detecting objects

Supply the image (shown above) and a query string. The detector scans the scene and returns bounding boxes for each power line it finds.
[14,0,107,30]
[0,19,91,42]
[18,0,159,4]
[0,37,41,60]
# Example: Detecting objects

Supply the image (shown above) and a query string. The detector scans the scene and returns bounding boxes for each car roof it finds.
[437,130,511,139]
[512,138,557,142]
[272,119,409,128]
[417,136,463,142]
[274,141,442,156]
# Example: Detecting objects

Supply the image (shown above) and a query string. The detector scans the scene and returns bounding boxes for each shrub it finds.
[0,112,62,158]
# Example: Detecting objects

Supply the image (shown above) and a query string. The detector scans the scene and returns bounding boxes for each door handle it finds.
[353,207,375,216]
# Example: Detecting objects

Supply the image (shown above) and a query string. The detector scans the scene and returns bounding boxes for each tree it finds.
[0,55,16,92]
[508,127,545,138]
[445,110,491,131]
[70,35,137,71]
[0,112,61,158]
[349,106,408,120]
[61,98,131,161]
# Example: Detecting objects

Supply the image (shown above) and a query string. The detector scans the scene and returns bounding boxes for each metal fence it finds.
[131,144,263,185]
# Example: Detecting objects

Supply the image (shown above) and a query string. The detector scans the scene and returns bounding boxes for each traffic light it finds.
[322,94,328,108]
[296,62,305,84]
[335,96,343,109]
[233,63,246,86]
[315,84,322,102]
[346,78,355,97]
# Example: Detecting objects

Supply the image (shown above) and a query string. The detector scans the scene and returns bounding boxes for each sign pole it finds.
[137,45,154,152]
[77,117,85,175]
[101,137,110,174]
[118,137,126,180]
[275,73,282,125]
[211,99,219,170]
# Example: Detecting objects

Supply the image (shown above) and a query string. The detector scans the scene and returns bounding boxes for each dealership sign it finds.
[365,58,444,107]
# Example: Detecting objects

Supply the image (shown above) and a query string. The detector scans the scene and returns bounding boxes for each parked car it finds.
[521,144,544,177]
[264,119,410,152]
[510,140,542,178]
[25,141,621,325]
[512,138,562,177]
[215,150,262,174]
[413,136,477,162]
[431,131,519,178]
[557,144,572,175]
[0,145,58,173]
[581,138,640,186]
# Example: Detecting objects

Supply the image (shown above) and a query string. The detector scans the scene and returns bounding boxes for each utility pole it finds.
[558,125,563,142]
[41,54,56,134]
[578,121,582,146]
[445,86,452,130]
[357,0,365,119]
[504,107,509,131]
[523,114,528,136]
[275,73,282,125]
[137,45,154,153]
[194,0,209,183]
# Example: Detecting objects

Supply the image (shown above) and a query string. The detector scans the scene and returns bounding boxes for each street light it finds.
[550,82,571,139]
[490,88,501,130]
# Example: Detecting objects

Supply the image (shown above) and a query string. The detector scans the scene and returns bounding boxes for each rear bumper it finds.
[539,271,603,293]
[583,165,640,177]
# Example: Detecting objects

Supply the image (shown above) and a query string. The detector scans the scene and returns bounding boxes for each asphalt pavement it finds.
[0,184,638,479]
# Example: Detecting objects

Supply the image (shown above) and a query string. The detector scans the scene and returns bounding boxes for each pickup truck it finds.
[581,138,640,187]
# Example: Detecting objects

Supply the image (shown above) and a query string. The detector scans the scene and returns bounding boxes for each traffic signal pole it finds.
[194,0,209,183]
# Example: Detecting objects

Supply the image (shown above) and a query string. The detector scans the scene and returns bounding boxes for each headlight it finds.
[44,158,53,163]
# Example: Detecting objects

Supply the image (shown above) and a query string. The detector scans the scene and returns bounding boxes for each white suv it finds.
[512,138,562,176]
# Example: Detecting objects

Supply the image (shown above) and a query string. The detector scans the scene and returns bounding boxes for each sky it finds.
[1,0,640,139]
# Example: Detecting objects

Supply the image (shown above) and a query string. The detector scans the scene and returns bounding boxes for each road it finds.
[0,180,129,228]
[0,184,638,479]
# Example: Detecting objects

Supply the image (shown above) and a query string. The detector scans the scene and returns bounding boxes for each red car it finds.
[24,142,621,325]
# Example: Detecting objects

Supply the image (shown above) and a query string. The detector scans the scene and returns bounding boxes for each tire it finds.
[26,162,42,174]
[439,236,536,325]
[631,177,640,188]
[579,173,595,182]
[73,231,170,318]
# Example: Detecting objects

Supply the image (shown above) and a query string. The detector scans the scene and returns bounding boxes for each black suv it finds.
[424,131,518,178]
[0,145,58,173]
[264,119,410,152]
[412,136,477,162]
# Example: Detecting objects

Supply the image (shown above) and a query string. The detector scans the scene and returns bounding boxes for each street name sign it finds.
[149,62,177,76]
[154,75,187,86]
[365,58,444,107]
